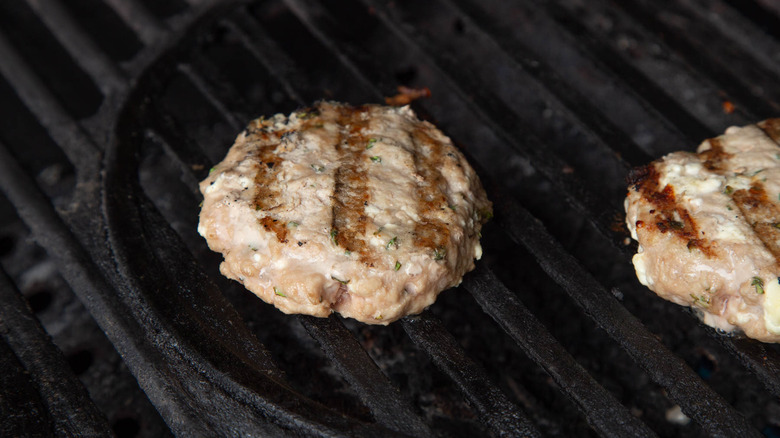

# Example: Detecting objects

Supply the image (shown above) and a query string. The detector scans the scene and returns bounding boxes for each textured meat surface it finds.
[198,101,492,324]
[625,119,780,342]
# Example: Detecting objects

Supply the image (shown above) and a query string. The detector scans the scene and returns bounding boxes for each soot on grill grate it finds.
[2,0,780,437]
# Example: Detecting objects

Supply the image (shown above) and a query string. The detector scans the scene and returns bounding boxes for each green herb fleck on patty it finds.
[752,276,765,294]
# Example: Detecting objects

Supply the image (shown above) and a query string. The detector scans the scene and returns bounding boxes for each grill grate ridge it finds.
[25,0,126,94]
[0,30,103,167]
[401,313,541,437]
[613,0,778,119]
[101,0,167,45]
[300,316,433,436]
[464,264,656,437]
[0,268,111,436]
[494,184,760,436]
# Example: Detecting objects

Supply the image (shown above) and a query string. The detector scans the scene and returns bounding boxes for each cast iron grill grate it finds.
[1,0,780,436]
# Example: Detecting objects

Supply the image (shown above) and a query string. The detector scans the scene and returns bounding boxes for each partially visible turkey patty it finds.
[198,101,492,324]
[625,119,780,342]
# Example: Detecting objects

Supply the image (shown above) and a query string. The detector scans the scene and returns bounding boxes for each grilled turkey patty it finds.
[198,101,492,324]
[625,119,780,342]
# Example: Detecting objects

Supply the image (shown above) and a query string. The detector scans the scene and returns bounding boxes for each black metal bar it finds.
[300,316,433,437]
[615,0,779,118]
[717,336,780,398]
[0,29,103,169]
[0,268,112,437]
[492,187,760,437]
[661,0,780,78]
[401,312,542,438]
[224,17,307,106]
[282,0,385,101]
[424,0,653,168]
[545,0,751,131]
[723,0,780,42]
[464,265,657,438]
[102,0,167,45]
[535,0,719,145]
[0,336,54,436]
[680,0,780,78]
[25,0,127,95]
[450,0,708,152]
[0,142,213,435]
[544,0,780,403]
[144,129,204,197]
[178,63,243,130]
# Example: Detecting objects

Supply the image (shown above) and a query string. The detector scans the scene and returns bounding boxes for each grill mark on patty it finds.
[758,118,780,143]
[700,131,780,265]
[732,183,780,264]
[330,105,371,262]
[250,114,331,244]
[629,163,713,256]
[411,129,452,256]
[253,134,288,243]
[700,138,732,172]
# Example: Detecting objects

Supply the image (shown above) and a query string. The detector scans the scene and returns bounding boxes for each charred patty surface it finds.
[198,101,492,324]
[625,119,780,342]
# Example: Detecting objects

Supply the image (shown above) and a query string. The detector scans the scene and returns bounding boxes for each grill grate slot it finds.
[494,185,760,436]
[532,0,718,147]
[101,0,167,45]
[24,0,127,95]
[723,0,780,40]
[464,265,656,437]
[717,336,780,398]
[401,313,541,437]
[679,0,780,79]
[0,268,110,436]
[0,78,76,204]
[300,316,433,437]
[58,0,144,63]
[448,0,696,156]
[0,2,104,118]
[554,0,755,129]
[0,31,102,170]
[177,63,243,130]
[376,0,652,168]
[615,0,780,118]
[225,17,307,106]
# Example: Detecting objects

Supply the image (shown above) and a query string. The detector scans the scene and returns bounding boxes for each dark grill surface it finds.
[2,0,780,436]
